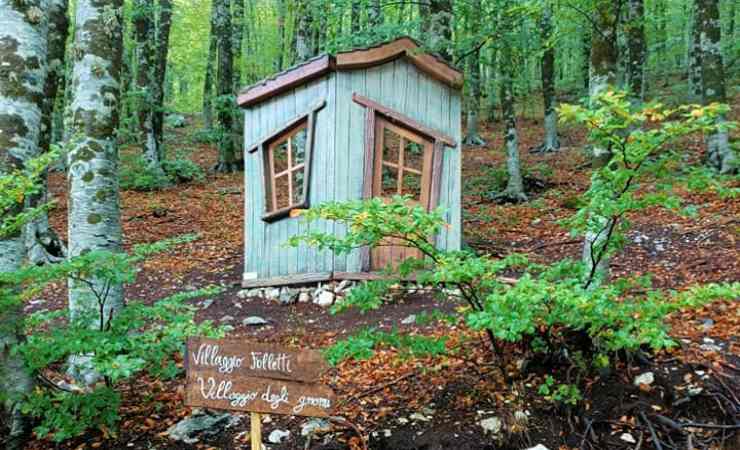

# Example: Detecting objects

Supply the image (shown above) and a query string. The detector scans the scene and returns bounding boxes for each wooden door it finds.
[371,117,434,271]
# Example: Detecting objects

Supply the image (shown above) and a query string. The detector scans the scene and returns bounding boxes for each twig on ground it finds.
[640,411,664,450]
[528,239,582,252]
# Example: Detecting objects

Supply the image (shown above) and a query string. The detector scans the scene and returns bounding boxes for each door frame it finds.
[352,93,458,272]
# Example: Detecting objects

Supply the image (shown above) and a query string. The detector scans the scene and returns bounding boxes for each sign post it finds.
[185,337,334,449]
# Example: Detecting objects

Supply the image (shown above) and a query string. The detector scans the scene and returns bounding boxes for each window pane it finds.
[401,171,422,201]
[275,174,290,210]
[292,168,304,205]
[273,140,289,174]
[292,127,308,165]
[404,140,424,172]
[382,127,401,164]
[381,164,398,197]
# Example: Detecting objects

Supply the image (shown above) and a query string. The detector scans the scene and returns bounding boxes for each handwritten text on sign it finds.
[185,338,335,417]
[186,337,328,382]
[185,374,336,417]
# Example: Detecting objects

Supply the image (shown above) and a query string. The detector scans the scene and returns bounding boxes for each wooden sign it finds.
[184,337,335,418]
[186,337,329,382]
[185,373,336,417]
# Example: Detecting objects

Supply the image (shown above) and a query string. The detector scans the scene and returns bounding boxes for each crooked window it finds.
[249,99,325,222]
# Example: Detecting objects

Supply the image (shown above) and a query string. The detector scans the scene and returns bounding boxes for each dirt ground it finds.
[19,98,740,450]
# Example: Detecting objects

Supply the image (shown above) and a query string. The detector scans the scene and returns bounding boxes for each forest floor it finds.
[22,93,740,450]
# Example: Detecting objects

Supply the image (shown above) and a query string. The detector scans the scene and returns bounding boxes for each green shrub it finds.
[1,235,224,442]
[162,157,205,183]
[120,155,204,191]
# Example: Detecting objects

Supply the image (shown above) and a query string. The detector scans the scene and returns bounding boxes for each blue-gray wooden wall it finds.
[243,58,462,281]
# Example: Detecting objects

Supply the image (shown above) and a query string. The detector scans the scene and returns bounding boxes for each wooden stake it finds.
[250,412,261,450]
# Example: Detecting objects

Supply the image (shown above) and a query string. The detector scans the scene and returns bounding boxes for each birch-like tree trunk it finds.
[462,0,484,146]
[421,0,453,63]
[203,5,217,130]
[295,0,313,63]
[0,0,48,445]
[213,0,237,173]
[133,0,166,178]
[154,0,172,162]
[25,0,68,265]
[368,0,383,29]
[688,2,703,102]
[497,31,527,203]
[531,1,559,153]
[697,0,736,174]
[66,0,124,382]
[581,0,620,287]
[626,0,646,100]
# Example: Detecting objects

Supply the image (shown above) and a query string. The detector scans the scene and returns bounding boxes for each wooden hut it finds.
[238,37,463,288]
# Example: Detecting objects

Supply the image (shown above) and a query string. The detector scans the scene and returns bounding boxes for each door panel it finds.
[371,117,434,272]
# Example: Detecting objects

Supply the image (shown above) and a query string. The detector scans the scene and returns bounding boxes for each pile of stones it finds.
[237,280,357,308]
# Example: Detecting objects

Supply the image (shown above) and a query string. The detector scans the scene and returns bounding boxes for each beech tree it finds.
[531,1,559,153]
[462,0,485,146]
[696,0,736,174]
[582,0,621,285]
[66,0,124,381]
[0,0,48,445]
[213,0,238,172]
[203,5,218,130]
[421,0,454,62]
[25,0,68,265]
[625,0,646,100]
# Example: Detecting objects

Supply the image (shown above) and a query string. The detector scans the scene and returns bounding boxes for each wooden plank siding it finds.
[243,59,460,282]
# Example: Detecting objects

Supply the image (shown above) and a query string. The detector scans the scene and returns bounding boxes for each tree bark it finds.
[369,0,383,29]
[154,0,172,161]
[496,21,527,204]
[0,0,48,444]
[697,0,735,173]
[295,0,313,63]
[582,0,620,286]
[421,0,453,63]
[531,1,559,153]
[581,26,591,94]
[689,1,703,102]
[133,0,167,177]
[626,0,646,100]
[463,0,484,146]
[350,0,360,33]
[25,0,68,265]
[203,4,218,130]
[276,0,285,70]
[67,0,124,382]
[213,0,237,173]
[232,0,243,90]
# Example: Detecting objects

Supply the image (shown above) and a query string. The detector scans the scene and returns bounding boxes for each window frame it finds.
[248,99,325,222]
[353,93,458,271]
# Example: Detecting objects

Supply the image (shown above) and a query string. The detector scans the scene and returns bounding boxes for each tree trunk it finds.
[531,1,559,153]
[232,0,243,90]
[67,0,124,383]
[626,0,646,100]
[276,0,285,70]
[350,0,360,33]
[154,0,173,162]
[582,0,619,286]
[463,0,484,146]
[213,0,237,173]
[133,0,166,178]
[486,45,499,122]
[697,0,735,173]
[688,2,703,102]
[497,34,527,203]
[369,0,383,29]
[421,0,453,63]
[203,4,217,130]
[0,0,48,444]
[26,0,68,265]
[581,27,591,94]
[295,0,313,63]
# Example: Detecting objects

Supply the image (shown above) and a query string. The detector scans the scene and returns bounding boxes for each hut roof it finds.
[236,37,463,108]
